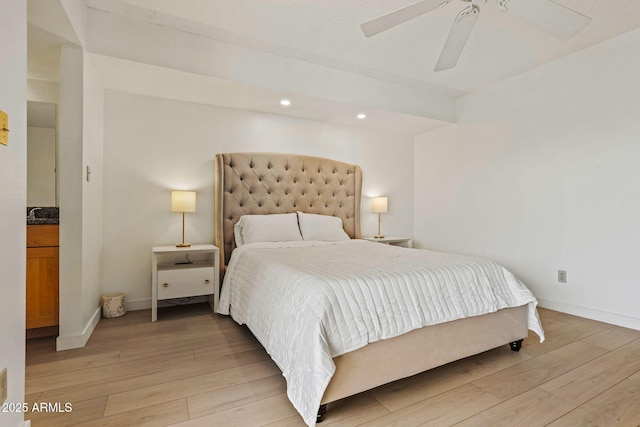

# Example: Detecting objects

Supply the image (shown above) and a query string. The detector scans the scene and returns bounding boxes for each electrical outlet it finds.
[558,270,567,284]
[0,368,7,404]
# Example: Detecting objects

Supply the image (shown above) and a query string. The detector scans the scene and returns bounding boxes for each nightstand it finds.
[151,244,219,322]
[363,236,412,247]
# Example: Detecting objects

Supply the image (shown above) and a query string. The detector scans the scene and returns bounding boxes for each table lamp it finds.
[171,190,196,247]
[371,196,388,239]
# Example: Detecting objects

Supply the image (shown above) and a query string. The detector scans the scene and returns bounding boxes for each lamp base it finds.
[373,234,385,239]
[176,243,191,248]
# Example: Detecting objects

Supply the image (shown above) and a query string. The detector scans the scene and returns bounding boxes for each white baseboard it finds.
[56,305,102,351]
[537,298,640,331]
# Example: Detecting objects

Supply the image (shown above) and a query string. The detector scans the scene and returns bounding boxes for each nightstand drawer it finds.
[157,267,214,300]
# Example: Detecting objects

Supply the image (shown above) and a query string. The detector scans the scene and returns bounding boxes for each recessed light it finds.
[357,113,367,120]
[280,99,291,107]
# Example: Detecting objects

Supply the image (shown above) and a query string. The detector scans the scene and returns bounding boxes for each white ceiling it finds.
[27,0,640,134]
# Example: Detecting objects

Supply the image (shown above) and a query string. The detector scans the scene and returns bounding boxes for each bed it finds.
[214,152,544,426]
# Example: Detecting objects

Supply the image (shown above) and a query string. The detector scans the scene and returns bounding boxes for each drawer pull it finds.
[205,279,210,284]
[163,283,169,288]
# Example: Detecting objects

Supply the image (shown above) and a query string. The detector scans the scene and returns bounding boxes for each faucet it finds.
[28,207,42,220]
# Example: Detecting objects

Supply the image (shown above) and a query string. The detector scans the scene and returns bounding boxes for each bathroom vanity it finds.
[26,208,59,335]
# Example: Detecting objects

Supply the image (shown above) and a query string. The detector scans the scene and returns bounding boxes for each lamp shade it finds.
[370,197,388,214]
[171,191,196,213]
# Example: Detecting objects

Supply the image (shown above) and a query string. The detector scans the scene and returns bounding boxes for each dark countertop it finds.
[26,207,59,225]
[27,218,59,225]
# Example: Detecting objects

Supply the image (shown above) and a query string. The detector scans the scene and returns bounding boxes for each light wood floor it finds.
[25,304,640,426]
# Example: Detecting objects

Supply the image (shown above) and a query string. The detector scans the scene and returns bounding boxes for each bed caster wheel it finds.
[317,404,327,423]
[509,339,523,352]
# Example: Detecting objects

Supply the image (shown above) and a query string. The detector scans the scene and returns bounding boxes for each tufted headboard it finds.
[214,152,362,270]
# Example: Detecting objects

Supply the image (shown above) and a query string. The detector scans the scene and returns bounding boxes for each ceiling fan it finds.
[361,0,591,71]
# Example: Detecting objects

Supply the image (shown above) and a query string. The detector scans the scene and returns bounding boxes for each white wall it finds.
[27,127,56,206]
[56,47,105,350]
[27,79,59,105]
[57,44,85,349]
[414,29,640,330]
[0,1,27,426]
[81,57,104,332]
[102,91,414,307]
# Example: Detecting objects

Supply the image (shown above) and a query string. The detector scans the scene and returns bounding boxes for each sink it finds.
[26,207,59,225]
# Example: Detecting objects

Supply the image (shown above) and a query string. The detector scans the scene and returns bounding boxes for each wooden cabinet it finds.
[26,225,59,329]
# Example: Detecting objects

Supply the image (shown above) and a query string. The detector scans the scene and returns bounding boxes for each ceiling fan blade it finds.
[361,0,445,37]
[434,5,479,72]
[500,0,590,40]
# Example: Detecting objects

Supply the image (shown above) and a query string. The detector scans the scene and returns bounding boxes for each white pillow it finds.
[297,212,350,241]
[234,213,303,246]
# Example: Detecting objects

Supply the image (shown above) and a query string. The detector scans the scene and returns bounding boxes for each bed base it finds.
[316,306,529,422]
[316,339,523,423]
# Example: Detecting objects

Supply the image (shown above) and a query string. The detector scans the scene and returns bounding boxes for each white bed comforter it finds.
[218,240,544,426]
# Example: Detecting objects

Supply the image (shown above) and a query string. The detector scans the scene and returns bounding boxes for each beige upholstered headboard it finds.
[214,152,362,270]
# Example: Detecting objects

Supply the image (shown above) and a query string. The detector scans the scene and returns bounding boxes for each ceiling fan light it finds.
[501,0,590,40]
